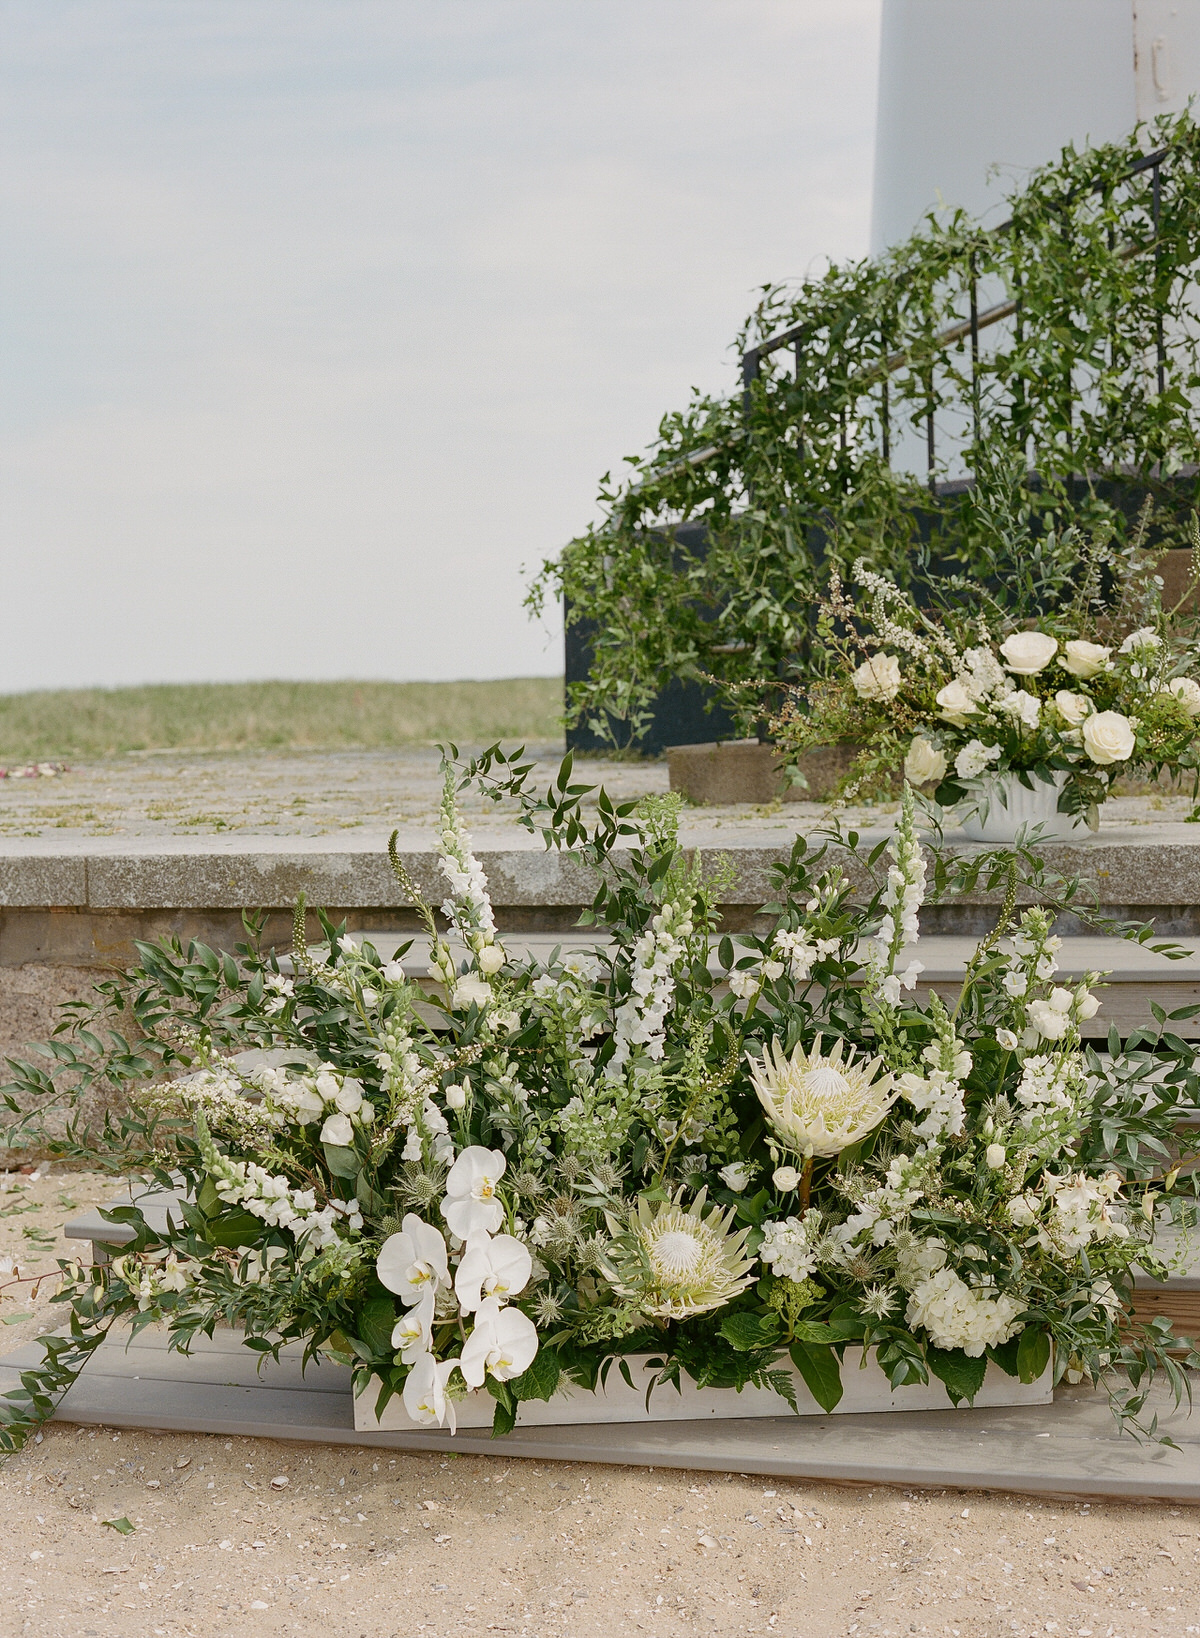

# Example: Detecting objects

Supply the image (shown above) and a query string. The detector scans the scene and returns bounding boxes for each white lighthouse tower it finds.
[871,0,1200,252]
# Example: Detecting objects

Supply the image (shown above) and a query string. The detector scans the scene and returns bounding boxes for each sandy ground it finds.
[2,1171,1200,1638]
[0,747,1190,841]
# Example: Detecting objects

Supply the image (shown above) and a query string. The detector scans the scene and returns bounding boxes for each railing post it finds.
[1153,159,1167,397]
[742,350,760,421]
[926,361,936,494]
[969,249,980,450]
[793,340,805,460]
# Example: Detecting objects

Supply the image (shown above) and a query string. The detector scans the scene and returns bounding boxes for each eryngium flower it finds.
[747,1036,896,1158]
[606,1189,754,1320]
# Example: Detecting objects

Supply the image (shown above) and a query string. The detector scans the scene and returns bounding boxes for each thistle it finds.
[748,1036,896,1159]
[605,1189,755,1320]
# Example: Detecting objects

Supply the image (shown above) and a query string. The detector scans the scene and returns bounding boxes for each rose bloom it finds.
[1060,640,1110,679]
[1081,710,1135,765]
[1054,690,1092,727]
[903,736,947,786]
[999,631,1058,675]
[935,679,978,726]
[852,654,902,703]
[1169,676,1200,717]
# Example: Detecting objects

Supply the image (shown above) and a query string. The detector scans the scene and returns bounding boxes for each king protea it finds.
[748,1036,896,1158]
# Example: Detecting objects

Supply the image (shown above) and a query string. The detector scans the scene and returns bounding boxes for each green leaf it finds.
[355,1172,387,1216]
[486,1375,517,1437]
[196,1176,221,1219]
[1,1312,31,1326]
[926,1347,988,1407]
[987,1336,1021,1379]
[103,1517,135,1535]
[1016,1326,1051,1385]
[789,1339,843,1413]
[719,1312,783,1353]
[205,1212,266,1249]
[323,1143,361,1180]
[355,1296,396,1360]
[511,1348,562,1403]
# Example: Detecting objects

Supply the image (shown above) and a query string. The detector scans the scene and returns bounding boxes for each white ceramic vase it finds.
[956,770,1093,844]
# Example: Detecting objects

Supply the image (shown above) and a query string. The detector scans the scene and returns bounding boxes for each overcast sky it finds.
[0,0,881,692]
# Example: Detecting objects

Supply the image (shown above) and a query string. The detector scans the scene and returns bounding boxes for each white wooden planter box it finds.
[354,1350,1052,1434]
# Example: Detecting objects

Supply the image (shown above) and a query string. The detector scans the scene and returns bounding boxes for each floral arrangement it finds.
[770,550,1200,824]
[1,754,1198,1451]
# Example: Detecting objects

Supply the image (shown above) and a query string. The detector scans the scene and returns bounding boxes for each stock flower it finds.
[996,689,1041,730]
[1061,640,1110,679]
[376,1214,450,1303]
[608,1190,754,1320]
[955,740,1002,780]
[1000,631,1058,675]
[390,1289,435,1361]
[936,680,977,726]
[748,1036,896,1158]
[402,1351,458,1430]
[903,736,947,786]
[442,1146,507,1237]
[459,1296,539,1387]
[1054,690,1092,727]
[852,653,903,702]
[1081,710,1135,765]
[1169,676,1200,716]
[454,1233,532,1313]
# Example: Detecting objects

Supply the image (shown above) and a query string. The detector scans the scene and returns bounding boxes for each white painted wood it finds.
[355,1350,1051,1434]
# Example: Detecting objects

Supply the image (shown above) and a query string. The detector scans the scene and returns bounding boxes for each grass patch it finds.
[0,678,565,760]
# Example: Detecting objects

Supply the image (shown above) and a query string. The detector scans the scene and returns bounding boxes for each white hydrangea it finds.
[954,739,1003,780]
[905,1267,1024,1357]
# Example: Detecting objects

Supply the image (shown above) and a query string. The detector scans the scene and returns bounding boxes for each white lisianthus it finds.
[454,1233,533,1314]
[954,740,1002,780]
[718,1161,754,1193]
[382,959,405,983]
[985,1144,1006,1169]
[996,689,1041,730]
[852,653,903,702]
[996,1028,1019,1050]
[1061,640,1110,679]
[442,1146,507,1238]
[451,976,492,1012]
[936,680,978,726]
[459,1295,539,1388]
[1081,710,1135,765]
[1000,631,1058,675]
[402,1351,458,1431]
[319,1112,354,1147]
[334,1078,364,1116]
[903,736,947,786]
[1054,690,1092,727]
[772,1165,801,1191]
[1169,676,1200,717]
[376,1215,451,1303]
[1119,627,1161,655]
[443,1083,468,1111]
[477,944,506,976]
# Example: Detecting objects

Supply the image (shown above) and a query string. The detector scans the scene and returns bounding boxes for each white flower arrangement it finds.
[3,752,1198,1449]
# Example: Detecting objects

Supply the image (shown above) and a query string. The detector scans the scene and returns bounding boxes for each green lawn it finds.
[0,678,565,760]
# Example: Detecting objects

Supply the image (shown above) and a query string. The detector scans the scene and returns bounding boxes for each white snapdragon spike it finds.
[402,1351,458,1431]
[442,1146,507,1238]
[606,887,694,1078]
[391,1289,435,1362]
[771,929,840,984]
[435,768,498,959]
[865,785,926,1006]
[200,1128,341,1251]
[263,973,294,1015]
[376,1215,451,1303]
[832,1156,924,1251]
[459,1296,539,1388]
[112,1249,200,1310]
[454,1233,533,1313]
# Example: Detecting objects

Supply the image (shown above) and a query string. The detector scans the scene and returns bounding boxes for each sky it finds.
[0,0,881,692]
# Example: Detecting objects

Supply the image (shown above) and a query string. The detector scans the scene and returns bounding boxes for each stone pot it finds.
[667,740,855,806]
[956,770,1093,844]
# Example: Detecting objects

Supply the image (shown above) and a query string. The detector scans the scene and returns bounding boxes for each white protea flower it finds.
[747,1036,896,1159]
[607,1189,755,1320]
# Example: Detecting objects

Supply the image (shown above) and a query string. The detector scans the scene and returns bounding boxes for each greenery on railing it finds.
[529,113,1200,747]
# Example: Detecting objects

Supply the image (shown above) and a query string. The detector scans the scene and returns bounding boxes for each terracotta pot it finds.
[666,740,855,805]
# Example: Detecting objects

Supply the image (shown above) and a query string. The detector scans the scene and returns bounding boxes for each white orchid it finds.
[390,1289,435,1362]
[454,1233,532,1314]
[459,1296,539,1388]
[402,1351,458,1431]
[442,1146,507,1238]
[376,1214,450,1304]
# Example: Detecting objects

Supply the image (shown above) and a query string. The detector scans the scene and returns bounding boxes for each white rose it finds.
[1119,627,1161,655]
[904,736,947,786]
[1000,631,1058,675]
[985,1144,1006,1169]
[719,1161,754,1194]
[852,654,903,703]
[1169,676,1200,717]
[320,1112,354,1147]
[1054,690,1092,727]
[477,944,506,976]
[1060,640,1110,679]
[451,976,492,1011]
[936,680,978,726]
[773,1166,802,1191]
[1081,710,1135,766]
[334,1078,364,1116]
